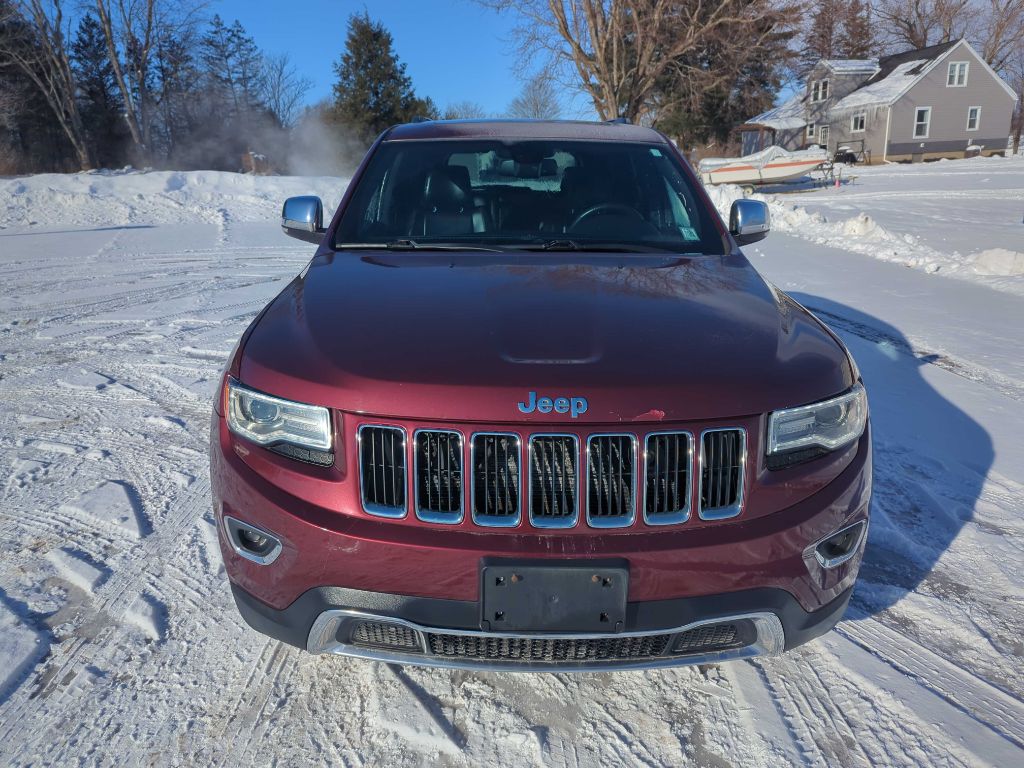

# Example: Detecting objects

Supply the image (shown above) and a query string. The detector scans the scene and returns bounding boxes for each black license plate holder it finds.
[480,560,628,632]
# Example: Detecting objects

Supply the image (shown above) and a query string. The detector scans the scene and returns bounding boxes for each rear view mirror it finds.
[282,196,325,244]
[729,199,770,246]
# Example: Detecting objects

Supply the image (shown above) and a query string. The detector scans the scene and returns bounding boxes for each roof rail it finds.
[605,117,630,124]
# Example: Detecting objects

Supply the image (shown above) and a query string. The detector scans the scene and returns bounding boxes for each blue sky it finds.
[213,0,544,117]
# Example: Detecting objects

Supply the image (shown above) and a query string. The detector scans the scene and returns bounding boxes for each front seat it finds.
[413,166,481,236]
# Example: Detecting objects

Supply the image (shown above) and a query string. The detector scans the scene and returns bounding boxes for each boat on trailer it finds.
[699,145,829,187]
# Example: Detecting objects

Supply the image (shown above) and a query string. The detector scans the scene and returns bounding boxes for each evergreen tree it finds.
[227,20,266,111]
[330,13,434,143]
[838,0,875,59]
[800,0,843,75]
[153,35,200,163]
[71,14,127,167]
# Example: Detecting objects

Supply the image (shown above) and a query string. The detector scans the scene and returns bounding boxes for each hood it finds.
[239,250,853,423]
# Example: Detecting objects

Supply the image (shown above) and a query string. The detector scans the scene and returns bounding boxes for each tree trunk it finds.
[2,1,95,170]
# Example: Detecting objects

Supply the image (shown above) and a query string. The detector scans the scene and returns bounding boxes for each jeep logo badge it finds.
[517,391,588,418]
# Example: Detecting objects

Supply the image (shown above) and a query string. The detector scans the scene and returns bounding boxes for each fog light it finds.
[224,516,283,565]
[815,520,866,569]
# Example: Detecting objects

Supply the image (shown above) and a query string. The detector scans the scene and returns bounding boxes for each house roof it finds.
[820,59,879,75]
[741,94,806,131]
[832,40,960,111]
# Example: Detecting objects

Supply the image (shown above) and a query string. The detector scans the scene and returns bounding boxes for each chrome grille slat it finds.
[359,425,407,517]
[587,434,637,527]
[414,430,463,523]
[644,432,692,525]
[471,433,521,526]
[529,435,579,528]
[699,428,745,520]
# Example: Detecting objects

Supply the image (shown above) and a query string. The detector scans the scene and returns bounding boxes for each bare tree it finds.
[975,0,1024,71]
[507,72,562,118]
[262,52,312,127]
[93,0,202,159]
[875,0,971,51]
[0,0,94,168]
[442,100,487,118]
[479,0,789,123]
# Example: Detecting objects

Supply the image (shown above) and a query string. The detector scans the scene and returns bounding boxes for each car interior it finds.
[337,140,715,249]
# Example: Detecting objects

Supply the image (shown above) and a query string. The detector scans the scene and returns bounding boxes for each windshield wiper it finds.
[336,239,506,252]
[518,240,673,253]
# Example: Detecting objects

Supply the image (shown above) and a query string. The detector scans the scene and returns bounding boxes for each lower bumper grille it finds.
[313,610,786,670]
[426,632,670,662]
[673,623,740,653]
[351,620,422,651]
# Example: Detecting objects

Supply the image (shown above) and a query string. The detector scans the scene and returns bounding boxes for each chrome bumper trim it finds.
[306,609,785,672]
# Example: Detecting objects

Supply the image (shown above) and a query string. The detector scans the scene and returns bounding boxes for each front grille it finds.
[586,435,636,526]
[426,632,670,662]
[350,620,422,651]
[359,426,406,516]
[700,429,745,519]
[472,434,521,525]
[414,430,463,522]
[673,623,740,654]
[529,435,579,527]
[644,432,692,524]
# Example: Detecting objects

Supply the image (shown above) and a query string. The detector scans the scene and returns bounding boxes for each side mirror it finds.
[729,199,770,246]
[282,196,325,244]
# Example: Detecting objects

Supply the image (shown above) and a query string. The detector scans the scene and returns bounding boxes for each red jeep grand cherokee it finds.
[211,119,870,671]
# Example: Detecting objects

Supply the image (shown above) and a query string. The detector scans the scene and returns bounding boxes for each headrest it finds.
[423,165,471,209]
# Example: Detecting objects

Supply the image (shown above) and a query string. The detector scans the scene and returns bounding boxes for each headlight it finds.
[768,383,867,458]
[226,378,332,452]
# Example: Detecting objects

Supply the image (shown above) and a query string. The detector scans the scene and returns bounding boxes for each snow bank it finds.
[705,179,1024,284]
[0,169,348,229]
[707,183,947,274]
[972,248,1024,276]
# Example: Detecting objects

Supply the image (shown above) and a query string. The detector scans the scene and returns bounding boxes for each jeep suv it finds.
[211,119,870,671]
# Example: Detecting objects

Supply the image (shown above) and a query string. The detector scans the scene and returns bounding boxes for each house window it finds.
[947,62,968,86]
[820,79,829,100]
[819,125,830,147]
[811,81,820,101]
[851,113,866,132]
[967,106,981,131]
[806,122,815,138]
[914,107,931,138]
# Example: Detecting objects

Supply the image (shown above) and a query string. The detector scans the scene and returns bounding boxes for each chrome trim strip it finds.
[527,433,580,529]
[307,609,785,672]
[357,424,408,518]
[585,433,638,529]
[413,428,465,524]
[697,427,747,521]
[641,431,694,526]
[469,432,523,528]
[223,515,283,566]
[813,519,868,569]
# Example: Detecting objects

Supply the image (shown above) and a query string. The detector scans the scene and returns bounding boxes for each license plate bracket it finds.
[480,559,628,632]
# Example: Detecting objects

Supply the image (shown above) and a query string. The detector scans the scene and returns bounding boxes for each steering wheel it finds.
[568,203,646,231]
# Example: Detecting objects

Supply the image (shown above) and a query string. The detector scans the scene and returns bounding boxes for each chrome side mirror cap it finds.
[282,196,325,244]
[729,199,770,246]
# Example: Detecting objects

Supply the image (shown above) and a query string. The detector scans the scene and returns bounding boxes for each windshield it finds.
[333,139,725,254]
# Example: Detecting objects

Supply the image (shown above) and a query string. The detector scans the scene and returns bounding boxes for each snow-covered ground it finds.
[1,161,1023,766]
[706,155,1024,295]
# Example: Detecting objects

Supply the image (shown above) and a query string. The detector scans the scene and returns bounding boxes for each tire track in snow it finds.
[0,476,210,751]
[837,615,1024,751]
[806,305,1024,403]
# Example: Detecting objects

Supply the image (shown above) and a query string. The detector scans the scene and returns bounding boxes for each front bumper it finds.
[230,581,853,672]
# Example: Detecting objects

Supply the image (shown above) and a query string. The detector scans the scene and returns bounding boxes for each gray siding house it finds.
[741,40,1017,163]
